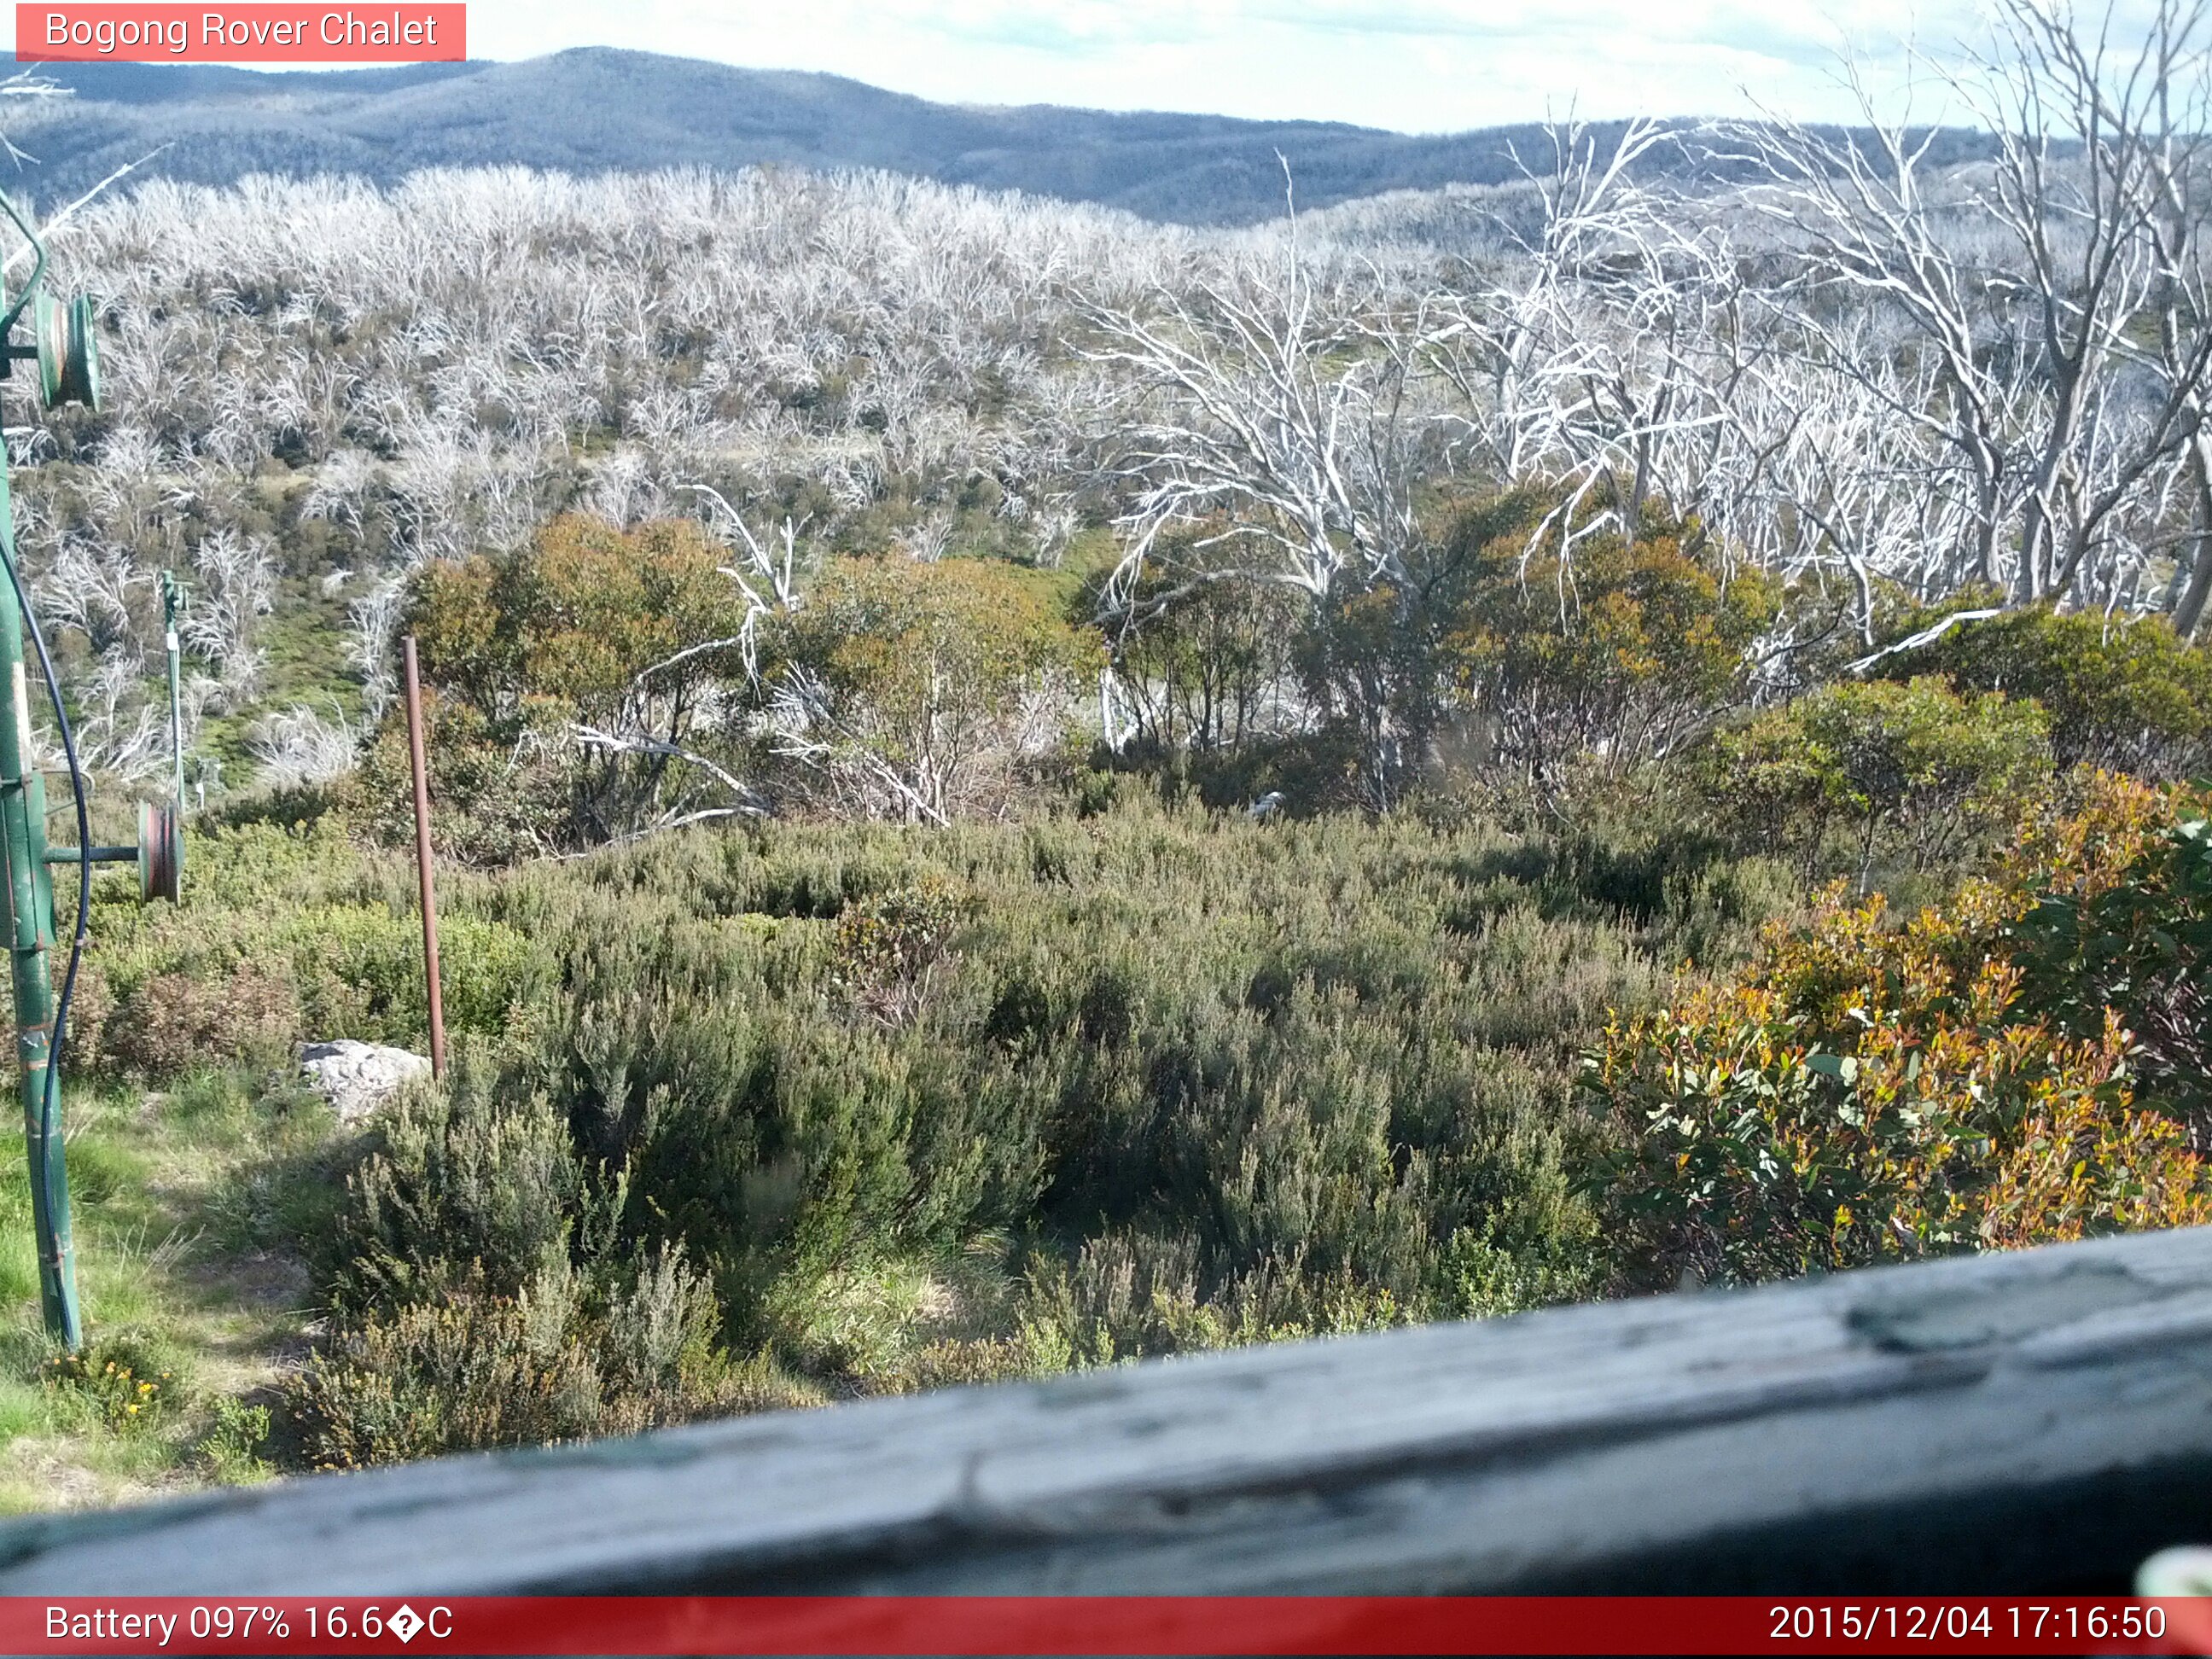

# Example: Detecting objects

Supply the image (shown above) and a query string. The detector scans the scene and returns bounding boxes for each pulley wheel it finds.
[36,292,100,412]
[137,797,182,905]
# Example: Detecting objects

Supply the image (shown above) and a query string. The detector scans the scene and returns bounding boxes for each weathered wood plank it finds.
[7,1228,2212,1593]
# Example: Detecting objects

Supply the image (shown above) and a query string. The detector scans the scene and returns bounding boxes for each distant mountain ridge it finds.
[0,47,1998,224]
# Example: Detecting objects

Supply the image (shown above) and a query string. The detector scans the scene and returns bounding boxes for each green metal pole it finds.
[160,573,182,806]
[0,462,78,1349]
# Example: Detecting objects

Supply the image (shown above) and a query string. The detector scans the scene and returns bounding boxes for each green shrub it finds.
[273,906,537,1045]
[1432,496,1781,791]
[1703,678,2052,882]
[105,963,300,1080]
[40,1333,179,1433]
[72,816,546,1076]
[195,1397,273,1483]
[1877,604,2212,777]
[288,1271,618,1468]
[2002,772,2212,1125]
[145,785,1807,1453]
[327,1060,591,1314]
[506,797,1700,1376]
[828,879,966,1028]
[1086,528,1308,756]
[288,1243,743,1470]
[766,555,1103,823]
[374,514,761,858]
[294,1051,752,1467]
[1091,493,1776,813]
[354,700,565,866]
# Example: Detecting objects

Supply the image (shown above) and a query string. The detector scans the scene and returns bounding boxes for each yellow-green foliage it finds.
[1437,499,1781,783]
[375,514,760,858]
[1704,678,2052,876]
[67,820,544,1074]
[1877,602,2212,777]
[1588,777,2212,1289]
[410,514,751,723]
[769,555,1104,822]
[268,906,537,1041]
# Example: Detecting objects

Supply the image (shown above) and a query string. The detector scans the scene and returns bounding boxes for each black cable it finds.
[0,537,90,1292]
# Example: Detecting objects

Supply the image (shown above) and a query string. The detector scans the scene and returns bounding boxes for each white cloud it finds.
[447,0,2005,131]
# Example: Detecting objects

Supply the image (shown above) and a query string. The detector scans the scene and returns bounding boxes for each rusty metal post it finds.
[400,637,446,1080]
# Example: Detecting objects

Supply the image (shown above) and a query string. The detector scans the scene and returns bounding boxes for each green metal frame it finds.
[0,205,73,1347]
[0,484,77,1349]
[0,186,167,1350]
[160,572,183,806]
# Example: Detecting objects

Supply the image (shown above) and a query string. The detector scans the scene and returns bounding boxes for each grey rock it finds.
[299,1039,431,1126]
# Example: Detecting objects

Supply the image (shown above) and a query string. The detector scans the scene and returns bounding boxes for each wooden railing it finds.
[4,1226,2212,1594]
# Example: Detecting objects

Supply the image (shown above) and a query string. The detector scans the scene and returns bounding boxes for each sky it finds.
[451,0,1989,134]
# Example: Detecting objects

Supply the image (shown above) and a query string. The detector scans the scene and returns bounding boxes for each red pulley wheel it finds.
[137,797,182,904]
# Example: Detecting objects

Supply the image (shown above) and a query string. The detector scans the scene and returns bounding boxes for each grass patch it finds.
[0,1069,330,1512]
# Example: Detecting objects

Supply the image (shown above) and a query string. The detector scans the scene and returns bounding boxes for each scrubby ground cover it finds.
[19,703,2212,1495]
[24,784,1792,1480]
[13,0,2212,1505]
[20,496,2212,1494]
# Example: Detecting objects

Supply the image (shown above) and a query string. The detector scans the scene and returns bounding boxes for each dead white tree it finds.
[247,701,360,788]
[1081,176,1445,602]
[1721,0,2212,613]
[1423,119,1700,533]
[183,527,277,701]
[679,485,805,679]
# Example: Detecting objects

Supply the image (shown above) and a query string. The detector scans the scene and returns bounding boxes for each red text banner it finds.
[16,5,463,62]
[2,1596,2210,1656]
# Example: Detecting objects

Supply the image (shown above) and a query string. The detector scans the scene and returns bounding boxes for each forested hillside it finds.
[3,0,2212,1506]
[0,49,1668,224]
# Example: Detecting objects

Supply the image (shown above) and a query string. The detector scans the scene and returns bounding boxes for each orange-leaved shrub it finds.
[1586,774,2212,1289]
[1999,773,2212,1126]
